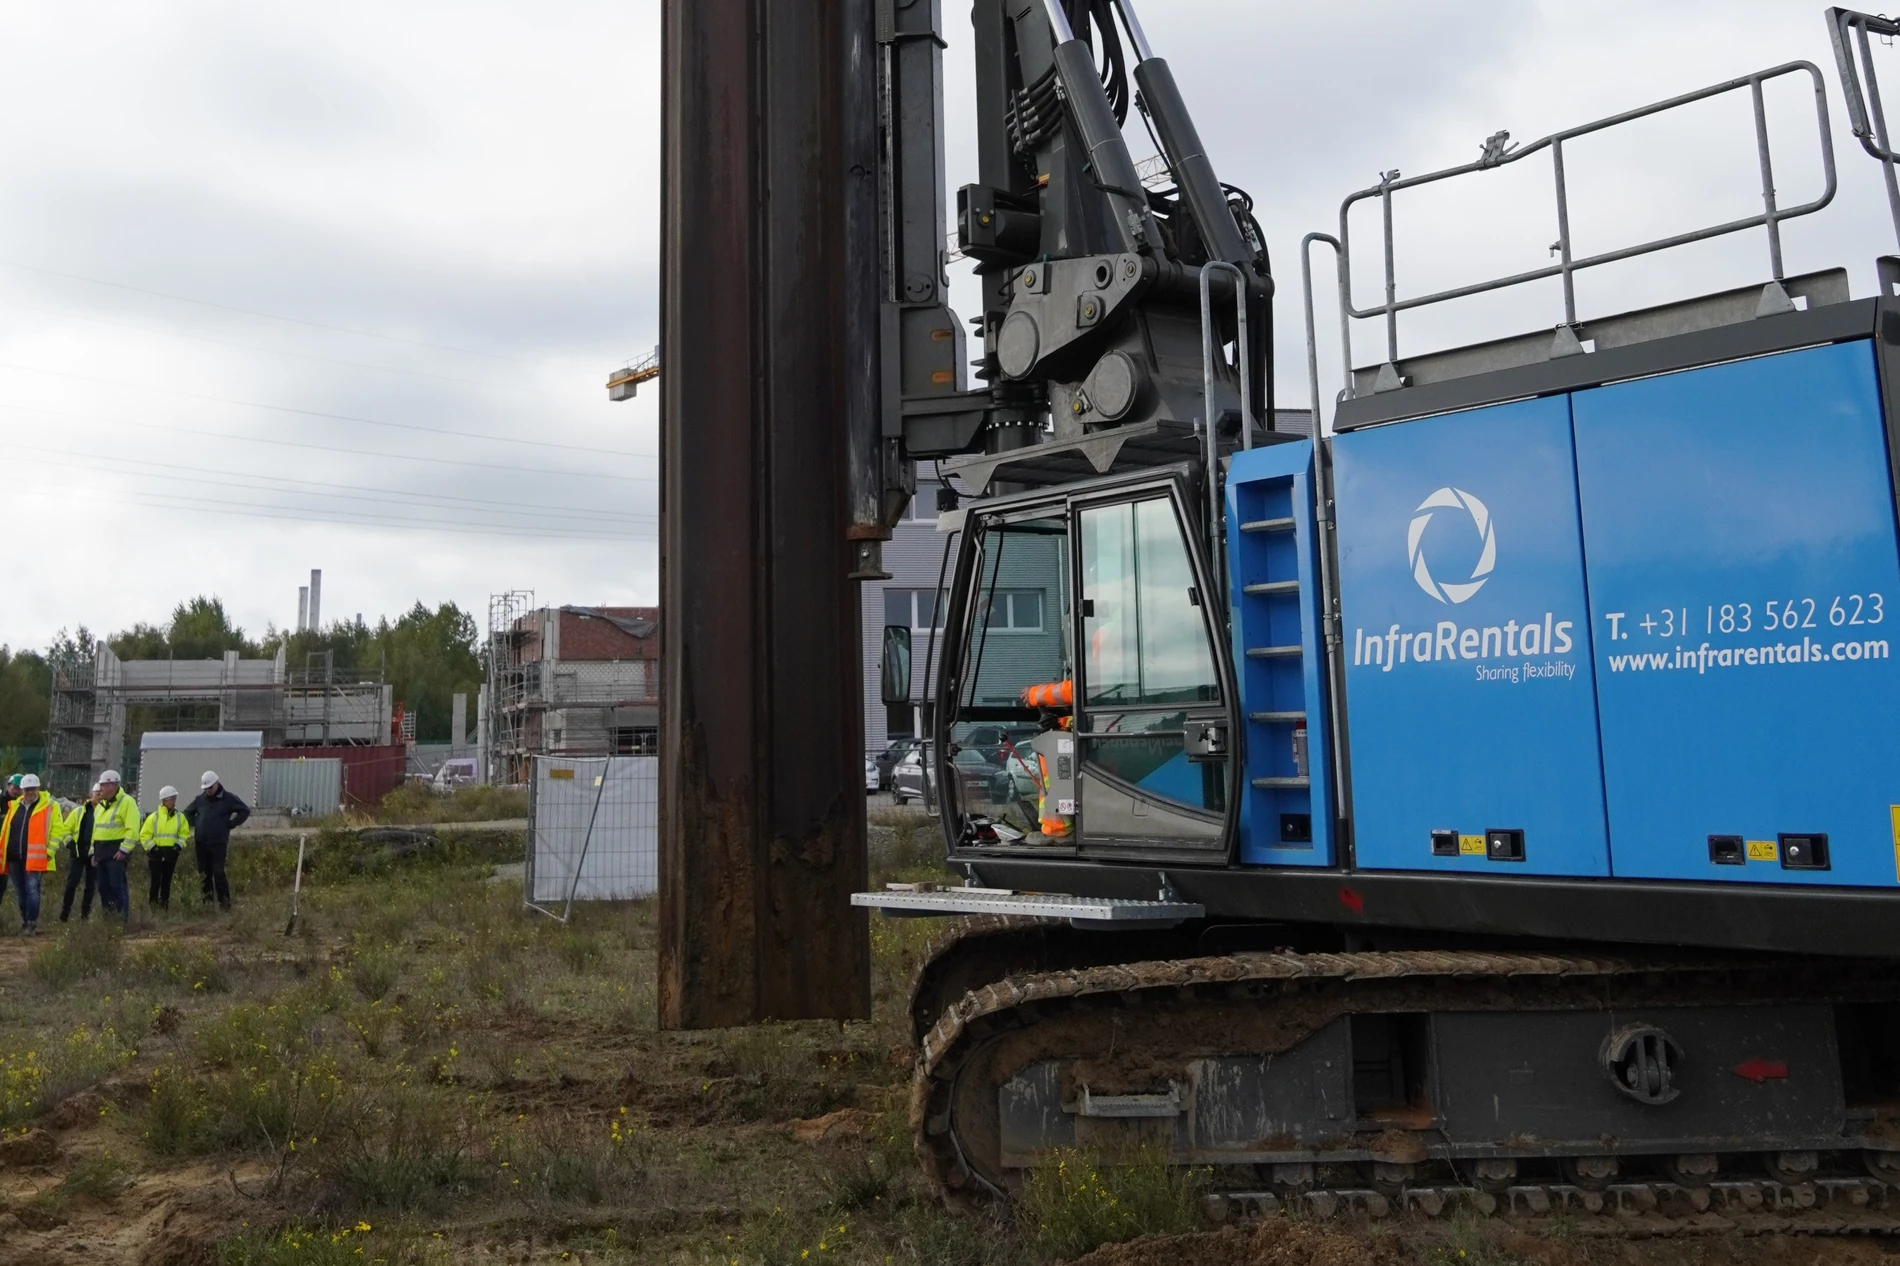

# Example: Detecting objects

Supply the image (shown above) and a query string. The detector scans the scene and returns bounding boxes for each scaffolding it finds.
[483,594,659,786]
[45,642,391,798]
[485,591,534,786]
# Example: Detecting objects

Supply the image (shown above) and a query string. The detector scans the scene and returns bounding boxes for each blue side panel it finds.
[1226,441,1335,866]
[1573,339,1900,888]
[1333,395,1610,877]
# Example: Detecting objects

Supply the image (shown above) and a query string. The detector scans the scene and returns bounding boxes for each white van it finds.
[431,757,480,791]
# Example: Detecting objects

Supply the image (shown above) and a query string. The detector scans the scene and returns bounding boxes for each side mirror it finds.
[879,624,913,707]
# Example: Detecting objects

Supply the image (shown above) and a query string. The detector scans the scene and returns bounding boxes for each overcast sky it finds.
[0,0,1892,651]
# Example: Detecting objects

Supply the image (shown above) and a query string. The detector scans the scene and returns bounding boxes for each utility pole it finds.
[657,0,874,1027]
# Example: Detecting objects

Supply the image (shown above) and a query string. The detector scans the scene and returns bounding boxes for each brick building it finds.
[485,605,659,784]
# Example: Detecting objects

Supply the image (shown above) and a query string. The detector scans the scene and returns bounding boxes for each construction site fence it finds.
[524,755,657,918]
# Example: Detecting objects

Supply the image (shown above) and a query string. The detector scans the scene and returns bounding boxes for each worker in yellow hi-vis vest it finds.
[90,771,141,924]
[0,774,63,935]
[139,786,190,911]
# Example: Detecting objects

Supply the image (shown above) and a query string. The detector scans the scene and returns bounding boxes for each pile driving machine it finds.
[851,0,1900,1216]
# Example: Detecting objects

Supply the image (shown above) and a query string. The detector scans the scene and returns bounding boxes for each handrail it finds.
[1828,7,1900,252]
[1200,259,1251,601]
[1299,233,1350,436]
[1335,60,1837,376]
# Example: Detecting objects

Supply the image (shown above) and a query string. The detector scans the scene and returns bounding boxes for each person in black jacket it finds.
[183,771,249,911]
[58,783,100,922]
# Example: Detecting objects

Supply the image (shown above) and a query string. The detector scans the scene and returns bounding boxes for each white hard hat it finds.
[159,785,178,800]
[100,769,121,784]
[201,771,219,789]
[20,774,40,790]
[89,782,100,794]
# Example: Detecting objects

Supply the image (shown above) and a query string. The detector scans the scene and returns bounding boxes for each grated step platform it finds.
[852,888,1203,924]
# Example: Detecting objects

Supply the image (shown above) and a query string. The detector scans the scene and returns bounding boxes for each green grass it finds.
[374,782,527,825]
[1,805,1045,1264]
[1014,1146,1204,1262]
[28,919,124,989]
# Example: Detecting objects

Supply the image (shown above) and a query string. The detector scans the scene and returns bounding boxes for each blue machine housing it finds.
[1329,394,1612,879]
[1226,442,1337,866]
[953,284,1900,961]
[1230,333,1900,891]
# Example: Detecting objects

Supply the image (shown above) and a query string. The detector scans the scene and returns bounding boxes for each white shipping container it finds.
[137,732,263,815]
[259,758,343,816]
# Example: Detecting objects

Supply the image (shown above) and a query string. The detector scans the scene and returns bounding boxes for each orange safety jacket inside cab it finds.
[0,791,62,873]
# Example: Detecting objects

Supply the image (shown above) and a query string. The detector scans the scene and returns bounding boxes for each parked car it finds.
[864,755,880,794]
[991,745,1040,806]
[891,749,930,805]
[875,738,922,791]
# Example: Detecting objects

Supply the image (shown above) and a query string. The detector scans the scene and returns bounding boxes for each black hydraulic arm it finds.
[1109,1,1253,270]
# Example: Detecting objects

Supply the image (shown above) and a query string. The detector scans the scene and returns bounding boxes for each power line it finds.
[0,399,654,483]
[24,444,654,529]
[32,442,651,524]
[12,479,654,543]
[0,296,593,403]
[0,359,652,459]
[0,259,553,367]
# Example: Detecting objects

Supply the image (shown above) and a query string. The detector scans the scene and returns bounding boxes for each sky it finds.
[0,0,1893,651]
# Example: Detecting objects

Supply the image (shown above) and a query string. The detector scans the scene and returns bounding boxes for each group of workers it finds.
[0,768,251,933]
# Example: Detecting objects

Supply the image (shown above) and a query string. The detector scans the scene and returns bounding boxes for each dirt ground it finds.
[0,812,1892,1266]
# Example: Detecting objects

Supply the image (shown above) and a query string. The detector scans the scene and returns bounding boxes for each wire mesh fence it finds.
[524,755,658,920]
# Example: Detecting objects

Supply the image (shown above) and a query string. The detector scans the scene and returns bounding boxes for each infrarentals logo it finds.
[1409,488,1495,605]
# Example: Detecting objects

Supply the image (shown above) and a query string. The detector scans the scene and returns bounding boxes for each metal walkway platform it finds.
[851,887,1203,925]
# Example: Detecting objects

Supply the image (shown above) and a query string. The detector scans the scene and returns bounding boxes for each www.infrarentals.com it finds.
[1608,637,1890,672]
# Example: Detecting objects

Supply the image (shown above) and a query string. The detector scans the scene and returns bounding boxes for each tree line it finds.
[0,597,484,749]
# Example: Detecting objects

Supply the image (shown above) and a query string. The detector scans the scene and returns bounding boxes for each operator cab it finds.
[902,462,1245,862]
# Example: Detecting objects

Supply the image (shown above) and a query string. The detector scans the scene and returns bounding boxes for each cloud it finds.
[0,0,1891,650]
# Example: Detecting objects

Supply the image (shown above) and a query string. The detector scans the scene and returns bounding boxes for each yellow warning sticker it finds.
[1746,839,1778,863]
[1890,806,1900,882]
[1458,835,1486,856]
[548,768,575,781]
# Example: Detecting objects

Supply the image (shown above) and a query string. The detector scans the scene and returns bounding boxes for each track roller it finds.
[1462,1159,1518,1192]
[1663,1153,1720,1187]
[1561,1155,1620,1190]
[1764,1151,1820,1184]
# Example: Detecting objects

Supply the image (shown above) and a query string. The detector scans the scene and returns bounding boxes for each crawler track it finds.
[1208,1177,1900,1237]
[909,938,1900,1234]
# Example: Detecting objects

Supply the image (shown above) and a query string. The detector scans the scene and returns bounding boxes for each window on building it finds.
[883,587,949,630]
[611,727,659,755]
[979,588,1044,632]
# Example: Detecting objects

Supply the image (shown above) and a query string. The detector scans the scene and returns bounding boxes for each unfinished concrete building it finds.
[484,603,659,785]
[47,643,393,797]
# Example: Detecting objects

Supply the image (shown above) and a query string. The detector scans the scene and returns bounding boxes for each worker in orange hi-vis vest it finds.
[1020,680,1075,838]
[0,774,63,935]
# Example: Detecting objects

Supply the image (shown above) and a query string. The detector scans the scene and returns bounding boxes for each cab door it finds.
[1073,488,1237,860]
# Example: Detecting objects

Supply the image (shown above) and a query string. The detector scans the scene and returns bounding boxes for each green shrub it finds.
[1014,1146,1203,1261]
[216,1221,383,1266]
[313,1084,482,1214]
[40,1148,133,1206]
[496,1111,646,1211]
[349,944,401,1002]
[127,938,229,994]
[142,1062,215,1157]
[217,1049,345,1153]
[376,782,526,825]
[556,929,604,974]
[343,1001,400,1060]
[28,920,123,989]
[17,1022,138,1123]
